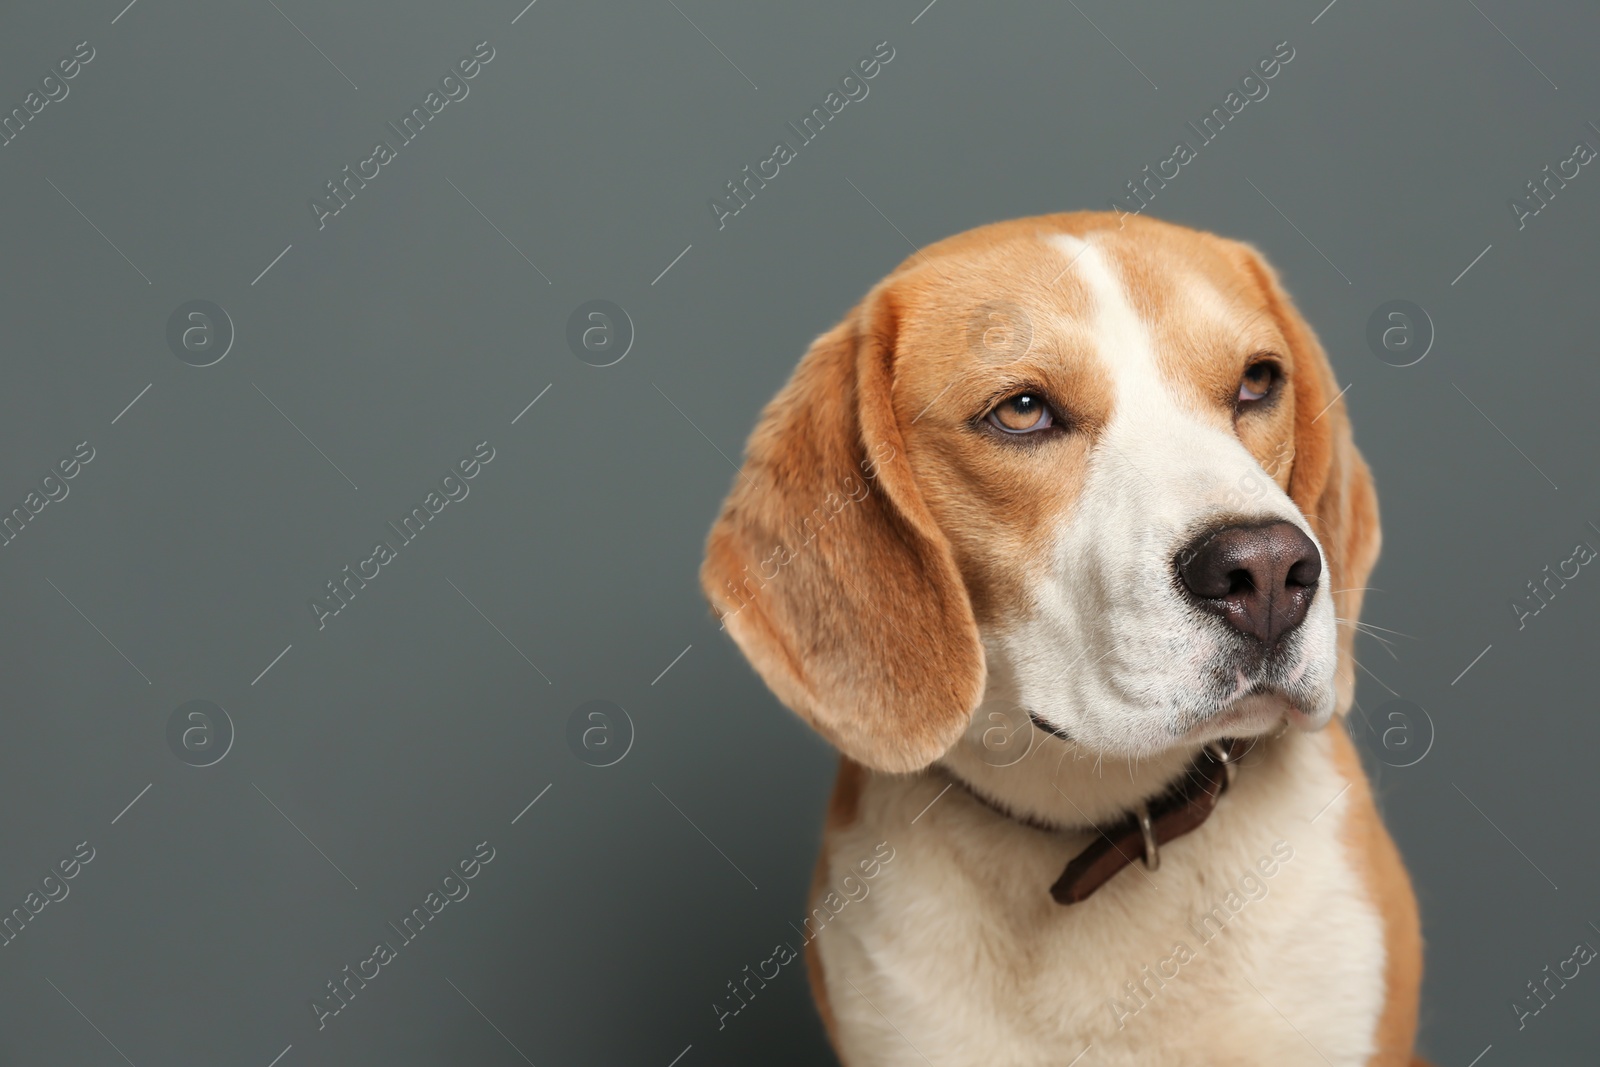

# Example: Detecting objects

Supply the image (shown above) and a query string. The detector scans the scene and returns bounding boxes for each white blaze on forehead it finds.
[1043,231,1203,463]
[1052,231,1090,259]
[1045,233,1174,421]
[1044,234,1250,430]
[1043,232,1266,499]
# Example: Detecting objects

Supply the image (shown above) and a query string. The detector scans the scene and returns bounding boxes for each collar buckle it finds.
[1134,800,1159,872]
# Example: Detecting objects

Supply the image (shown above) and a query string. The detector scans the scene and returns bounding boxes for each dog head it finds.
[701,213,1379,774]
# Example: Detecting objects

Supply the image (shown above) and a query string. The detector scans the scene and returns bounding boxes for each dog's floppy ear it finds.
[700,287,986,773]
[1242,246,1381,717]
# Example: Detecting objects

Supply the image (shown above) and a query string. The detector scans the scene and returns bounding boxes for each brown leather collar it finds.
[943,737,1250,905]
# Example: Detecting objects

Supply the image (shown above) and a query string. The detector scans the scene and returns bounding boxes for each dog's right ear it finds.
[700,287,985,774]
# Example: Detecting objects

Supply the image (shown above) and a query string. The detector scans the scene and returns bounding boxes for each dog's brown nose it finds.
[1176,521,1321,647]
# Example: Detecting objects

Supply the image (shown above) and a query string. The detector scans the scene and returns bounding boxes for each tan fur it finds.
[703,212,1421,1064]
[1328,727,1425,1066]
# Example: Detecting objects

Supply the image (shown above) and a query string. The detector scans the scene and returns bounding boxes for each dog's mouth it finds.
[1018,642,1335,756]
[1025,685,1309,748]
[1193,639,1334,727]
[1189,692,1286,736]
[1178,683,1330,744]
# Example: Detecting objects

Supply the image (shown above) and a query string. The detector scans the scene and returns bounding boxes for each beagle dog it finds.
[701,213,1423,1066]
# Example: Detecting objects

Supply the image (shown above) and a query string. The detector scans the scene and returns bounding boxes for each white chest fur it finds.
[812,729,1387,1066]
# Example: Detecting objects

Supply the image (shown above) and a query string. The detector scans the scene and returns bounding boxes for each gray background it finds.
[0,0,1596,1063]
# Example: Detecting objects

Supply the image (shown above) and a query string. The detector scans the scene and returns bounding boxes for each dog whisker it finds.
[1351,655,1400,697]
[1344,618,1414,640]
[1336,617,1400,660]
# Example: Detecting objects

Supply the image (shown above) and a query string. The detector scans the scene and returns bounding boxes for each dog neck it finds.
[939,731,1253,902]
[938,721,1214,832]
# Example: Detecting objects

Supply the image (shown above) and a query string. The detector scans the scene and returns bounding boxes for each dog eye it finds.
[986,393,1054,433]
[1237,362,1279,406]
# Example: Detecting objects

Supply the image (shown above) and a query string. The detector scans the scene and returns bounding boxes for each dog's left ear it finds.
[1239,245,1381,717]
